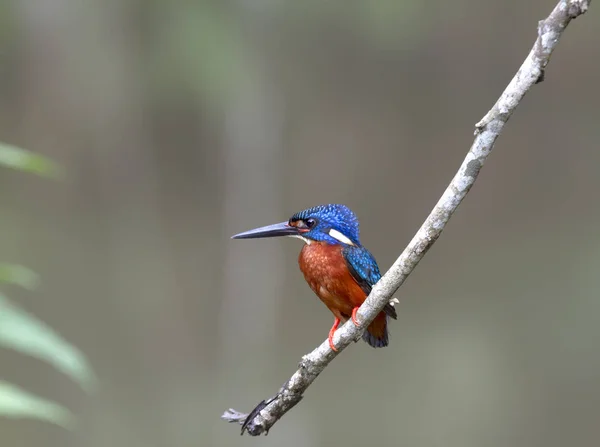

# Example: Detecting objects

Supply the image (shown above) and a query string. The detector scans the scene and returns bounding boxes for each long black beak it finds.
[231,221,299,239]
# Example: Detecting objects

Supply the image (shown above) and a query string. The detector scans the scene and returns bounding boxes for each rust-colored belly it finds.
[298,242,367,321]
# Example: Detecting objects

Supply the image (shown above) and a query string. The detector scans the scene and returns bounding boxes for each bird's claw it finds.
[351,307,360,326]
[328,317,340,352]
[328,335,338,352]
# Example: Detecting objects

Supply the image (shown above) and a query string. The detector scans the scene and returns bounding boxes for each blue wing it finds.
[342,245,397,319]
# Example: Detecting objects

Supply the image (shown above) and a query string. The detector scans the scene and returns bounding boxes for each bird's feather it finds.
[342,246,397,320]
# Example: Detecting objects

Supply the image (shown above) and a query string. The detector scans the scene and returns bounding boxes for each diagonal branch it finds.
[222,0,591,436]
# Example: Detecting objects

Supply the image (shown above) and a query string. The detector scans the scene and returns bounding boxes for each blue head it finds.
[231,204,361,246]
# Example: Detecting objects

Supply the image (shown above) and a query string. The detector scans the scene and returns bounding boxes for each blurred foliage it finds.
[0,265,40,291]
[0,144,94,429]
[0,143,62,179]
[0,293,98,394]
[146,0,427,109]
[149,2,250,107]
[0,381,74,430]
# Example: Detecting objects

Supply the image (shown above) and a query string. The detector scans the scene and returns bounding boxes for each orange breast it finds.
[298,242,367,321]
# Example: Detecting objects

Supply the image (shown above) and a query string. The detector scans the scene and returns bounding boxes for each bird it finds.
[231,204,397,351]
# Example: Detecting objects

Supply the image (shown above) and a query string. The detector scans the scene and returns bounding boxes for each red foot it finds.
[328,318,340,352]
[351,307,360,326]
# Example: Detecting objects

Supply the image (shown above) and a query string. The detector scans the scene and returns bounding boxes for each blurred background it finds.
[0,0,598,446]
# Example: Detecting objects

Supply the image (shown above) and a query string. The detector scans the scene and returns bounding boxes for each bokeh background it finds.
[1,1,599,446]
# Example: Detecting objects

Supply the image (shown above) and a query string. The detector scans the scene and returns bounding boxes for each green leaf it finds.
[0,381,75,429]
[0,294,97,393]
[0,143,62,178]
[0,265,40,290]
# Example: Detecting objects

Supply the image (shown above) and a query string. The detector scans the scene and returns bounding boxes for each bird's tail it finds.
[362,312,389,348]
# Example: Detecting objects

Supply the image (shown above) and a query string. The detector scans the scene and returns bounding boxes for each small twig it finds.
[222,0,591,436]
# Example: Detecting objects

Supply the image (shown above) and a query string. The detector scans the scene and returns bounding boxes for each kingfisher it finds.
[232,204,397,351]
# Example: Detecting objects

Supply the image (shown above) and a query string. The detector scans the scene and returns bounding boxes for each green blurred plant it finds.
[0,143,62,179]
[0,143,96,430]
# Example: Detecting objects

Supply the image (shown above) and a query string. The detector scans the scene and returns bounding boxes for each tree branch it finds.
[222,0,591,436]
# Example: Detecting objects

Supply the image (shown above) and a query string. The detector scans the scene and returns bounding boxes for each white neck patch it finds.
[328,229,354,245]
[289,234,311,245]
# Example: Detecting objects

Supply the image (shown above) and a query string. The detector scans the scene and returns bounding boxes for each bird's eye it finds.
[305,218,316,229]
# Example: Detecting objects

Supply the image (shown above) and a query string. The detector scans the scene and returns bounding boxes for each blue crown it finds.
[290,204,360,245]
